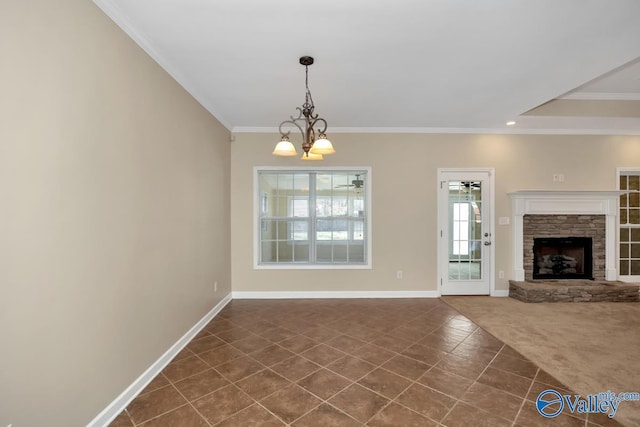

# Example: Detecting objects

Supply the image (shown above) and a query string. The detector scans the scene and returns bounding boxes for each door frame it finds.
[437,168,496,296]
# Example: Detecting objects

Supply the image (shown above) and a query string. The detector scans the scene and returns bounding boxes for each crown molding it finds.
[232,126,640,136]
[559,92,640,101]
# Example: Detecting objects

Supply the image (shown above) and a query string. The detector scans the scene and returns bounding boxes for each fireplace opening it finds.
[533,237,593,280]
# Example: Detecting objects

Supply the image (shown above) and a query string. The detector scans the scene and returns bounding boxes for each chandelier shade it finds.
[308,134,335,155]
[274,56,335,159]
[272,136,298,156]
[301,152,323,160]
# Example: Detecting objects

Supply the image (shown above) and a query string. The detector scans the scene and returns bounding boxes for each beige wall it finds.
[231,132,640,293]
[0,1,231,426]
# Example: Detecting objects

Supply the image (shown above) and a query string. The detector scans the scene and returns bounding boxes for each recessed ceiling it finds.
[94,0,640,134]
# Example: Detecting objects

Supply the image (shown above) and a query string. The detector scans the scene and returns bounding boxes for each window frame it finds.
[254,166,372,270]
[617,167,640,281]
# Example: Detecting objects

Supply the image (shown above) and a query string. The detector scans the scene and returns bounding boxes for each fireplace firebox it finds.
[533,237,593,280]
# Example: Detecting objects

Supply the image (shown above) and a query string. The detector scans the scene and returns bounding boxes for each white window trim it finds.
[253,166,373,270]
[616,167,640,282]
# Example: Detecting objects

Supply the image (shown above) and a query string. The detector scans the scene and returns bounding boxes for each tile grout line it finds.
[166,380,214,427]
[130,401,193,427]
[156,351,225,427]
[511,366,540,427]
[171,348,270,426]
[248,399,289,425]
[361,368,434,425]
[437,342,509,425]
[288,359,372,425]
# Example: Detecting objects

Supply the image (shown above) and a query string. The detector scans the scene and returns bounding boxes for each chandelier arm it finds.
[306,107,319,121]
[309,117,328,135]
[278,117,306,141]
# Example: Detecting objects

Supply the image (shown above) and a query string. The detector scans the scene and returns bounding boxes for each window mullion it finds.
[309,172,317,263]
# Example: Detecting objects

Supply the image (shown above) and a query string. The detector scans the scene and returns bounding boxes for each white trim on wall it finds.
[490,290,510,297]
[232,291,439,299]
[87,293,232,427]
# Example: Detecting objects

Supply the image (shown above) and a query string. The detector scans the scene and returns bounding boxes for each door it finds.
[438,169,494,295]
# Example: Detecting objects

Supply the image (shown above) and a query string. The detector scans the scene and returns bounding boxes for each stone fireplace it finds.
[507,191,639,303]
[509,191,620,281]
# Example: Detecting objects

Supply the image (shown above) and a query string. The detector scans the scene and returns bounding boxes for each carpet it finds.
[442,296,640,426]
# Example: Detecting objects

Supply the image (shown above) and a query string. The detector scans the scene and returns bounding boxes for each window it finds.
[256,168,370,268]
[619,170,640,277]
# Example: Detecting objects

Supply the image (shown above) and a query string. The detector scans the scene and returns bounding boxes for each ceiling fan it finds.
[461,181,481,190]
[335,174,364,189]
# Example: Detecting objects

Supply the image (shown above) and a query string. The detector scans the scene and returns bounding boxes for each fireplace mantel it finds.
[508,190,623,281]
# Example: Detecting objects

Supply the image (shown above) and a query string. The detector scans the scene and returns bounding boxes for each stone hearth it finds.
[509,280,639,303]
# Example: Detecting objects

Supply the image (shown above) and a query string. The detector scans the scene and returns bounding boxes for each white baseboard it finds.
[491,290,510,297]
[88,292,232,427]
[232,290,439,299]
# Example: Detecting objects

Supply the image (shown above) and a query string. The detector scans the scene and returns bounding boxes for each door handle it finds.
[484,241,491,246]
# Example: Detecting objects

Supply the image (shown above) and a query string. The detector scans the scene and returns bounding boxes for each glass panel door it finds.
[438,170,493,295]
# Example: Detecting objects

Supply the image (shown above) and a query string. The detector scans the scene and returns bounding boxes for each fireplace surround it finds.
[508,191,622,281]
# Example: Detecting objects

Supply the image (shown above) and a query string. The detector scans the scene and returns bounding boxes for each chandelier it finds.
[272,56,335,160]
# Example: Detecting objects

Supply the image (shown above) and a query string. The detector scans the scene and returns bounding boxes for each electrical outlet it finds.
[499,270,505,279]
[396,270,403,279]
[214,281,218,292]
[558,173,565,182]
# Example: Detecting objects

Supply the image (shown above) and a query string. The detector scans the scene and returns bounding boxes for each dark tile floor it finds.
[110,299,622,426]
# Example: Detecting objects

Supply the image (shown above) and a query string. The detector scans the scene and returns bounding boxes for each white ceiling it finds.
[94,0,640,135]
